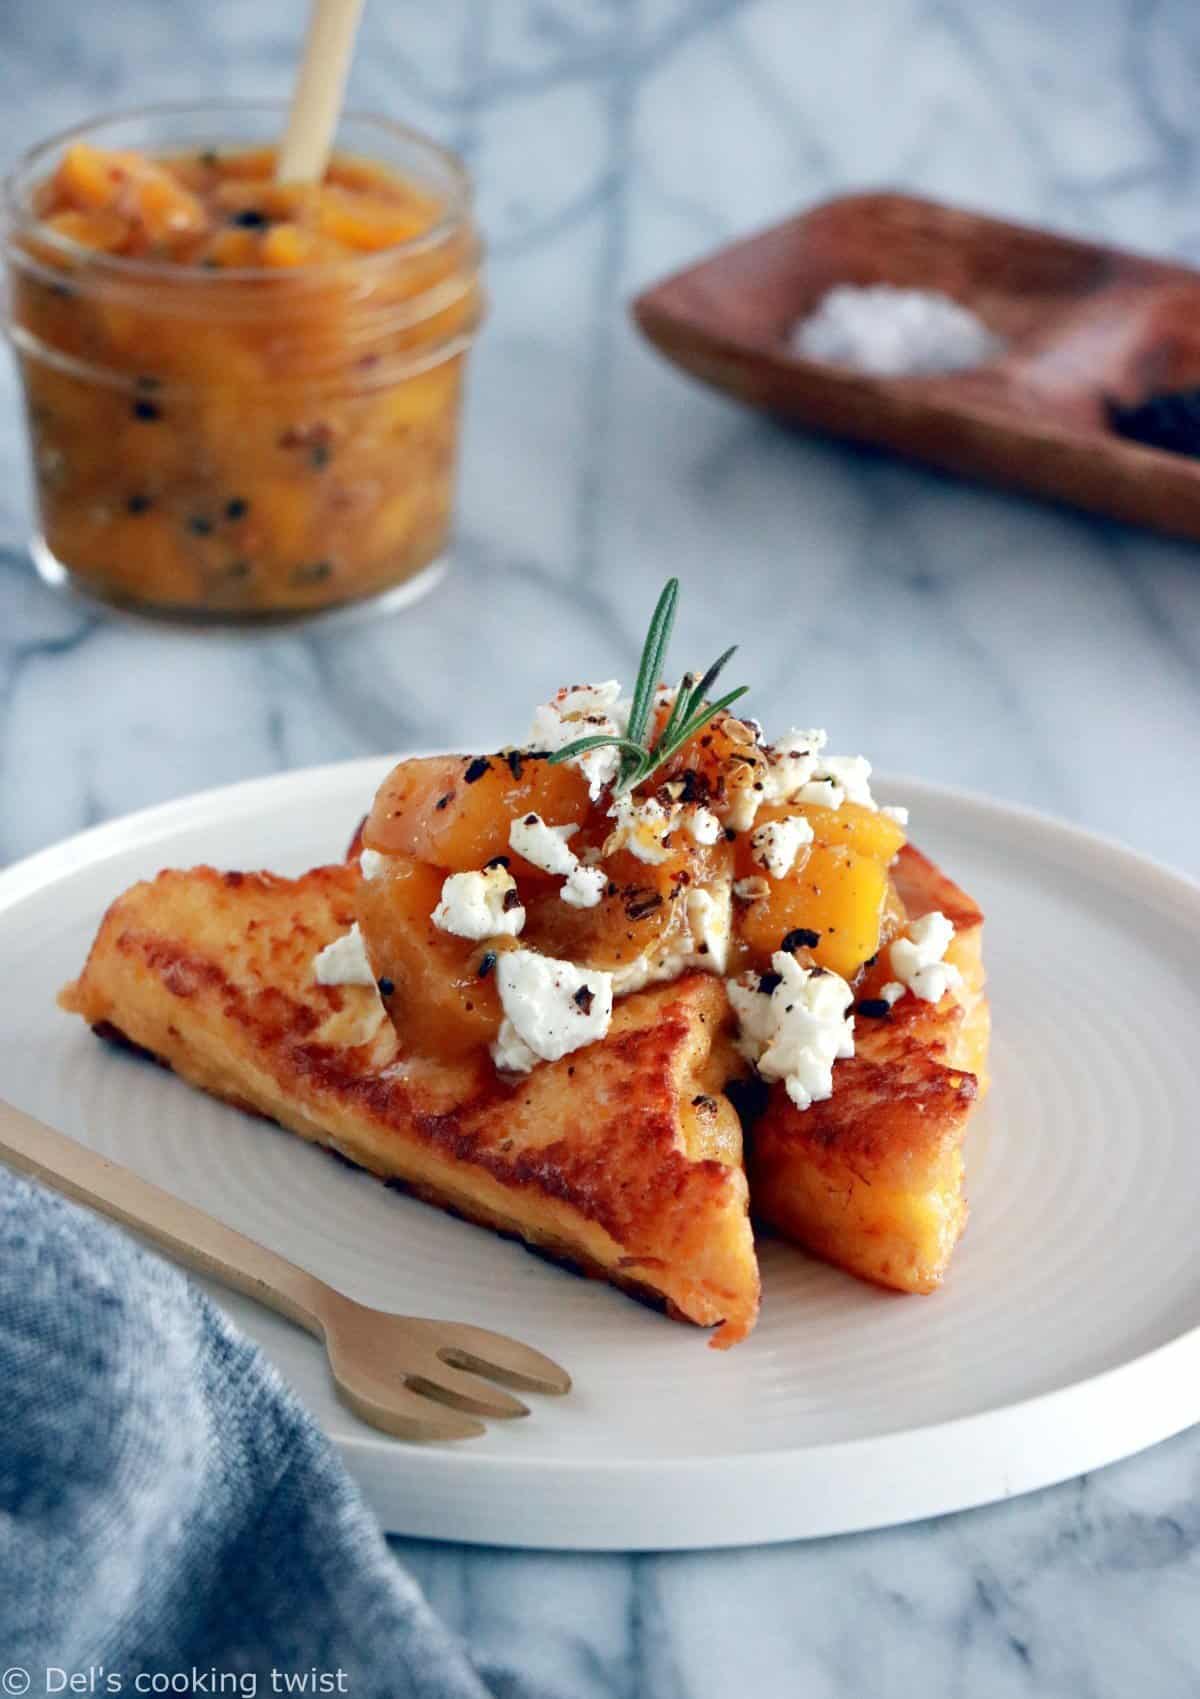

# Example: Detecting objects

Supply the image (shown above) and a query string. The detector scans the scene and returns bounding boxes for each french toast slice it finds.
[749,845,989,1294]
[59,862,760,1345]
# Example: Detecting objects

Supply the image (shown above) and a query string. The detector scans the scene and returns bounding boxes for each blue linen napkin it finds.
[0,1170,492,1699]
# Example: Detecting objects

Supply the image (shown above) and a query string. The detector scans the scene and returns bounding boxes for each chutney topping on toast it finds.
[749,844,988,1294]
[58,577,989,1340]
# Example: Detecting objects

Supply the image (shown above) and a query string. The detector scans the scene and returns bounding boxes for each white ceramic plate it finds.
[2,759,1199,1551]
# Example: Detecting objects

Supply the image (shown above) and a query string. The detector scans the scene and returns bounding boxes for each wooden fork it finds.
[0,1100,570,1442]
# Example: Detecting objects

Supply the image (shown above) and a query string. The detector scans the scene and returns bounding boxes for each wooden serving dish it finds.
[632,191,1200,541]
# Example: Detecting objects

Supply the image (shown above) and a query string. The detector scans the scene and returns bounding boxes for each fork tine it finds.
[335,1376,487,1443]
[435,1323,572,1396]
[408,1360,530,1420]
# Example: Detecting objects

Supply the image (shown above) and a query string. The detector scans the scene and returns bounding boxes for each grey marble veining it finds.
[3,2,1200,1694]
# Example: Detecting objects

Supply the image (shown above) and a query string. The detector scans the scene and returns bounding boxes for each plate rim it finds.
[3,759,1200,1549]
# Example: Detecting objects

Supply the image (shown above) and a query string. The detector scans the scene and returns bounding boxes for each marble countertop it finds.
[3,1,1200,1694]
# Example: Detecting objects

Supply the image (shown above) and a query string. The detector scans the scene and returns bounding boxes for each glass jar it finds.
[1,102,484,623]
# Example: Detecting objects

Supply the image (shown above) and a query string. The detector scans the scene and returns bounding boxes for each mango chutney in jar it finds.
[2,105,483,620]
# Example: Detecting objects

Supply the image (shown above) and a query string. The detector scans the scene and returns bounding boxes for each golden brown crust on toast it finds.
[749,843,990,1294]
[60,862,760,1345]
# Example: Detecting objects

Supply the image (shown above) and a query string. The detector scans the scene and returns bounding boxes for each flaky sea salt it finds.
[791,283,1004,377]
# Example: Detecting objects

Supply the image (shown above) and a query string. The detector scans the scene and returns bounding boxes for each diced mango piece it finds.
[317,186,436,251]
[55,142,123,210]
[203,227,261,268]
[45,209,128,253]
[356,852,503,1058]
[738,843,890,980]
[365,754,592,874]
[645,713,769,824]
[131,166,207,242]
[259,222,318,268]
[51,144,207,246]
[793,800,906,861]
[207,146,276,181]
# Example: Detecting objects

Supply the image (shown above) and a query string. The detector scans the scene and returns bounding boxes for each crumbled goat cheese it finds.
[529,681,630,801]
[491,951,614,1070]
[508,809,610,909]
[889,911,962,1003]
[795,777,846,808]
[759,730,878,814]
[687,882,731,973]
[432,866,525,941]
[313,923,377,988]
[880,981,905,1007]
[727,952,855,1111]
[687,806,722,846]
[792,284,1005,378]
[817,754,875,808]
[559,682,625,715]
[610,947,692,998]
[561,864,607,909]
[491,1019,539,1074]
[763,728,825,804]
[359,847,390,881]
[509,811,579,876]
[881,804,909,827]
[750,814,814,879]
[725,783,765,834]
[608,794,676,864]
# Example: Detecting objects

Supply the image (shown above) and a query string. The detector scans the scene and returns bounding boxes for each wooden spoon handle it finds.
[277,0,366,184]
[0,1099,328,1336]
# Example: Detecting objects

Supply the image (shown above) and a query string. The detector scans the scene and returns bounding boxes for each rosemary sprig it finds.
[547,577,749,796]
[625,577,678,752]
